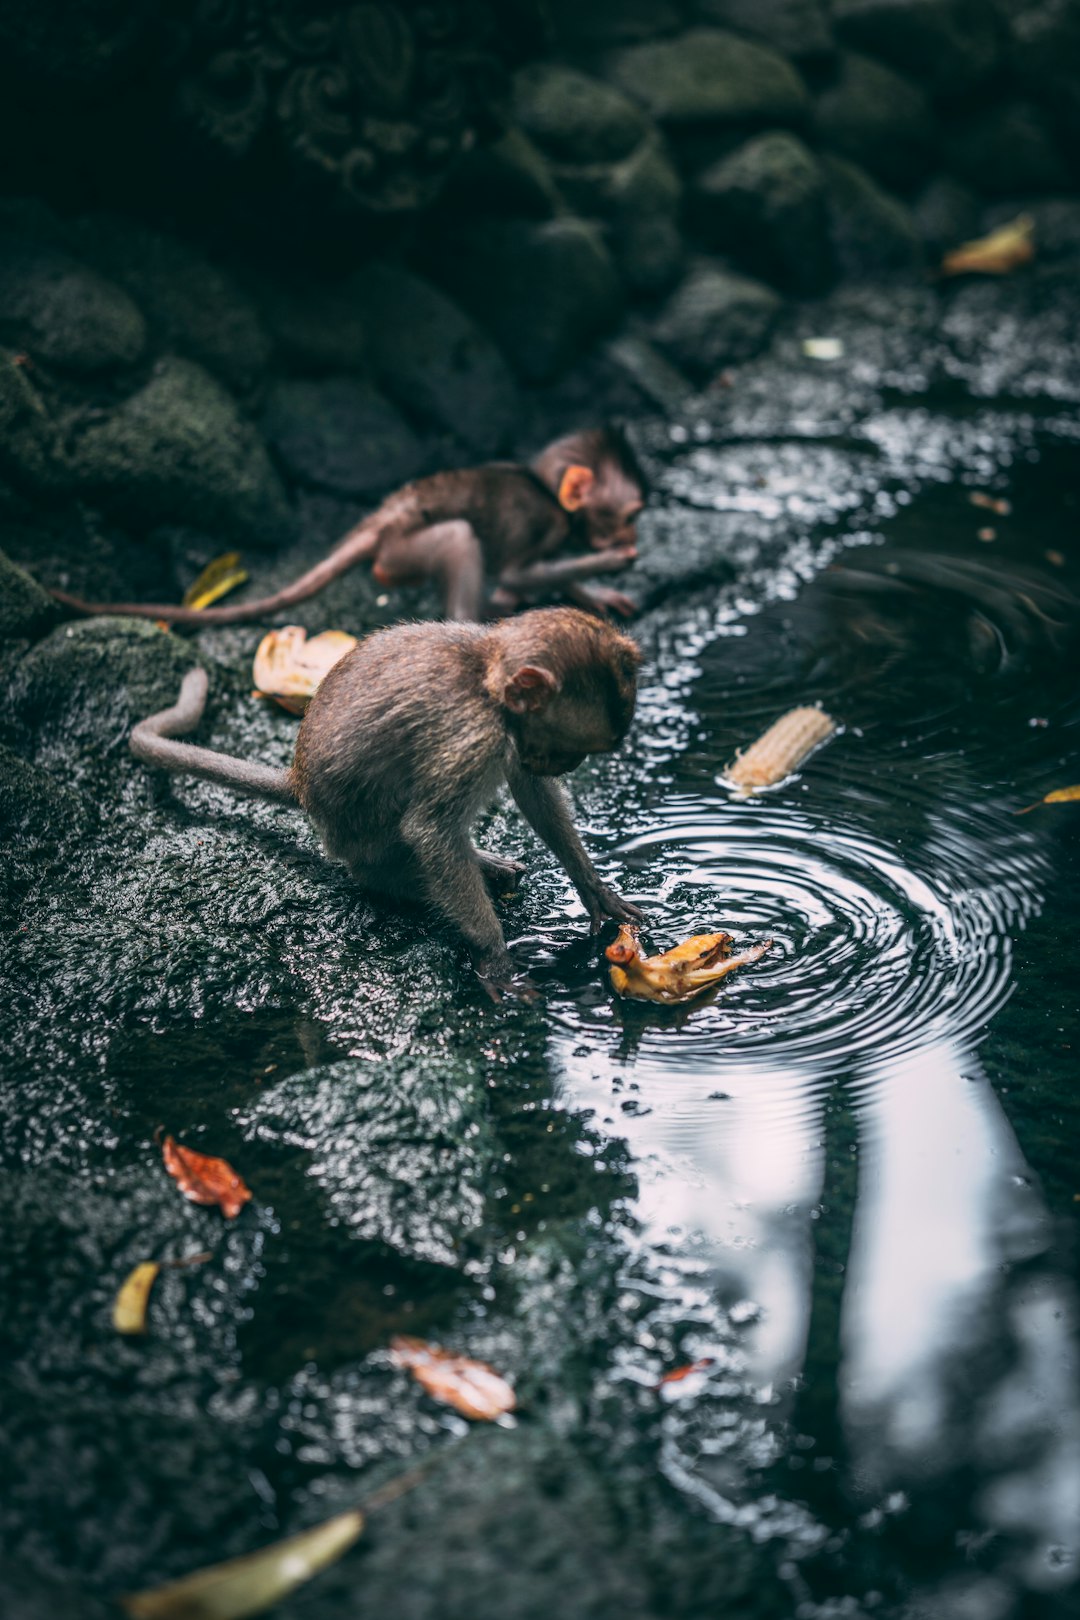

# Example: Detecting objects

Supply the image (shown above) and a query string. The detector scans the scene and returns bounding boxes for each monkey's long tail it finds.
[50,519,382,626]
[130,667,297,804]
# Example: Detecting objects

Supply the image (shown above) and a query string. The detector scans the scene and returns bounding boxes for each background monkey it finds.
[130,607,644,985]
[53,426,647,627]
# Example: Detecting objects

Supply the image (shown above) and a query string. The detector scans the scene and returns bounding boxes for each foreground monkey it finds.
[53,427,646,627]
[130,608,644,986]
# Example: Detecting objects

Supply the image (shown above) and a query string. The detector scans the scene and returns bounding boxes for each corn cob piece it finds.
[724,706,835,792]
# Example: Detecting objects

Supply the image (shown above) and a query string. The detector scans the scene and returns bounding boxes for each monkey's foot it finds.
[475,850,528,895]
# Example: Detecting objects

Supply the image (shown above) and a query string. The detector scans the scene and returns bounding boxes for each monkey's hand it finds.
[584,885,645,934]
[570,582,637,619]
[475,952,539,1003]
[590,544,637,574]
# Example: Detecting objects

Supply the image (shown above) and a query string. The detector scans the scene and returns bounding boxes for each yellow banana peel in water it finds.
[606,925,772,1004]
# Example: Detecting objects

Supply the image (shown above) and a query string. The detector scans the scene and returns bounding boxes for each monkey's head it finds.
[533,426,648,554]
[493,609,641,777]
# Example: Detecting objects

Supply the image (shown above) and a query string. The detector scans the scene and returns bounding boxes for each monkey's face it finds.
[583,495,644,553]
[509,674,637,777]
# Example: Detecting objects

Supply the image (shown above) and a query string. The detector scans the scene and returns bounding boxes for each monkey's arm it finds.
[400,810,514,977]
[507,770,642,932]
[566,581,636,619]
[497,547,635,595]
[130,668,296,803]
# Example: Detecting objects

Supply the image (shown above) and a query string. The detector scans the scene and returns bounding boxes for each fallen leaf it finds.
[607,926,772,1005]
[941,214,1034,277]
[724,706,836,792]
[977,527,996,542]
[390,1336,516,1421]
[162,1136,252,1220]
[113,1261,161,1335]
[182,552,249,611]
[1016,785,1080,815]
[252,626,358,715]
[1045,550,1065,567]
[969,492,1011,516]
[802,337,844,360]
[657,1357,715,1387]
[120,1507,364,1620]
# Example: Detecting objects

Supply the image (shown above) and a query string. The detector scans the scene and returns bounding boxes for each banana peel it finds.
[606,925,772,1005]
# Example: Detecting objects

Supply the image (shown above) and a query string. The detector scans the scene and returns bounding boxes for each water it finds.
[1,431,1078,1619]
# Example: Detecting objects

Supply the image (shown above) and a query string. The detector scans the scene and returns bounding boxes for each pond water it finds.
[2,429,1077,1620]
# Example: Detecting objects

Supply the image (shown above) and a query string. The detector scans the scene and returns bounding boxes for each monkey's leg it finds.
[375,520,486,622]
[497,546,635,601]
[400,812,514,977]
[507,769,643,932]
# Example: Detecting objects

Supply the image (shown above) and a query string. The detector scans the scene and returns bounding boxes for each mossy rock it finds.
[0,240,146,375]
[691,131,832,295]
[822,154,923,278]
[832,0,1001,100]
[652,262,782,379]
[608,28,810,127]
[67,358,292,546]
[814,51,937,191]
[513,64,650,164]
[0,348,68,495]
[693,0,834,64]
[0,548,60,642]
[260,376,427,497]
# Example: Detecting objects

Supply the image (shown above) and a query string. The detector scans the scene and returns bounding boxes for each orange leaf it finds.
[941,214,1034,277]
[162,1136,252,1220]
[390,1336,516,1421]
[969,492,1011,516]
[252,626,358,714]
[657,1357,715,1388]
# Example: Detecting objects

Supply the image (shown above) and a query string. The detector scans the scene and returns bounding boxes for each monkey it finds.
[129,607,644,986]
[50,426,648,627]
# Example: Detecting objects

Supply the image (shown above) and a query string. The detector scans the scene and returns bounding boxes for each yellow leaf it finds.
[113,1261,161,1335]
[120,1509,364,1620]
[1017,785,1080,814]
[941,214,1035,277]
[252,626,358,715]
[182,553,249,611]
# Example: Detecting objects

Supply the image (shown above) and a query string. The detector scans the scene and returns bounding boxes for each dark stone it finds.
[345,264,520,456]
[554,139,685,296]
[431,219,623,384]
[0,349,69,494]
[822,154,924,277]
[0,240,145,375]
[545,0,685,46]
[692,0,835,63]
[243,271,369,374]
[608,29,811,128]
[813,51,937,191]
[442,129,566,221]
[0,550,60,642]
[260,377,426,498]
[832,0,1002,99]
[73,215,273,397]
[691,132,833,295]
[513,64,649,164]
[69,358,292,546]
[912,175,982,257]
[946,102,1072,197]
[1008,0,1080,161]
[652,263,782,378]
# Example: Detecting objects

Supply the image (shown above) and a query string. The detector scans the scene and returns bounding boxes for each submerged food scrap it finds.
[606,926,772,1005]
[181,552,249,611]
[724,706,836,792]
[390,1336,516,1421]
[162,1136,252,1220]
[252,625,358,714]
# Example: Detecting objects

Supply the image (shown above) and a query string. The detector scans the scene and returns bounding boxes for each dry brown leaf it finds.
[251,626,358,715]
[182,553,249,611]
[941,214,1034,277]
[121,1507,364,1620]
[607,926,772,1005]
[1016,784,1080,815]
[113,1262,161,1335]
[162,1136,252,1220]
[390,1335,516,1421]
[657,1357,715,1388]
[724,707,835,792]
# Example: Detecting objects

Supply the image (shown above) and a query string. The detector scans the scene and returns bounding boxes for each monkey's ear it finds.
[504,664,559,713]
[558,465,595,511]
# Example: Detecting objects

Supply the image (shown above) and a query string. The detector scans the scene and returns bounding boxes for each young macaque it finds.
[130,608,644,986]
[51,426,647,626]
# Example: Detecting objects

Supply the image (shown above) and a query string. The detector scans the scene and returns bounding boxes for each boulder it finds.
[544,0,684,46]
[513,64,650,164]
[691,0,835,63]
[260,377,426,497]
[0,241,145,375]
[912,175,981,257]
[0,349,68,494]
[244,271,368,374]
[0,549,60,642]
[945,102,1071,197]
[438,129,565,221]
[822,154,923,278]
[652,263,782,378]
[832,0,1001,99]
[814,51,937,191]
[431,219,623,384]
[74,214,273,396]
[0,744,92,923]
[345,265,520,456]
[68,358,292,545]
[1008,0,1080,159]
[691,131,832,294]
[554,138,685,295]
[608,28,810,128]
